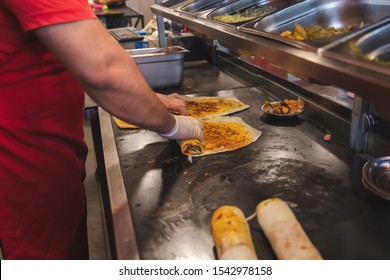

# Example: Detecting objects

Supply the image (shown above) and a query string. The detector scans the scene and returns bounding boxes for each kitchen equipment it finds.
[205,0,302,27]
[178,0,237,16]
[362,156,390,200]
[319,17,390,75]
[239,0,390,51]
[127,46,189,89]
[108,27,144,42]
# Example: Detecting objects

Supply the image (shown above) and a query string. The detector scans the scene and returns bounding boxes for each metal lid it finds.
[362,156,390,200]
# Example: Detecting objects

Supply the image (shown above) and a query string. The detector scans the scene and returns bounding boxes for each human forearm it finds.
[34,19,175,133]
[83,55,175,132]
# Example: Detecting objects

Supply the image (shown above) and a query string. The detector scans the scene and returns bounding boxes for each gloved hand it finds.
[159,115,204,142]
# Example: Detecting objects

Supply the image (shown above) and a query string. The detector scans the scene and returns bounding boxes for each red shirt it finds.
[0,0,96,182]
[0,1,97,258]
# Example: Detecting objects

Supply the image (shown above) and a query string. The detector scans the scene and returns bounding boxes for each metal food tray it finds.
[319,17,390,75]
[238,0,390,52]
[176,0,237,17]
[204,0,302,27]
[127,46,189,89]
[160,0,192,8]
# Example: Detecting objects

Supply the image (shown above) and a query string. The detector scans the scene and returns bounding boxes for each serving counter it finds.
[96,60,390,260]
[151,0,390,104]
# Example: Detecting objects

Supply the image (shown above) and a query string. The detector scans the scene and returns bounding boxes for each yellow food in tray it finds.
[280,22,353,40]
[213,12,258,23]
[349,41,390,66]
[213,6,278,24]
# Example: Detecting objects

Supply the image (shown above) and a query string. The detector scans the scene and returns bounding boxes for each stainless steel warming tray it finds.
[177,0,237,16]
[203,0,302,27]
[151,1,390,102]
[238,0,390,52]
[160,0,191,7]
[319,17,390,75]
[126,46,189,89]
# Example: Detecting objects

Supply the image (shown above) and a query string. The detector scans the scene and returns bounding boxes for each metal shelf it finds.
[151,4,390,104]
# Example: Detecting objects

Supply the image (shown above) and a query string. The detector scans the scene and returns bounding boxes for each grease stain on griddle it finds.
[188,157,361,233]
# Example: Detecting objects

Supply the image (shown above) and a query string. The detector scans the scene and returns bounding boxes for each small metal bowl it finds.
[362,156,390,201]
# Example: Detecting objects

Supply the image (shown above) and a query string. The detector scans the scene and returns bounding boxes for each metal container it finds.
[178,0,237,16]
[160,0,191,7]
[205,0,302,27]
[239,0,390,51]
[362,156,390,201]
[127,46,189,89]
[319,17,390,75]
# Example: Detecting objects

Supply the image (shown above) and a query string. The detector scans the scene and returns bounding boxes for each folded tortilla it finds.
[179,116,261,157]
[113,117,140,129]
[184,96,249,118]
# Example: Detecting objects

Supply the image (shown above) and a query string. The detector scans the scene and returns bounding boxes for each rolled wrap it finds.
[178,116,262,157]
[179,138,205,156]
[256,198,322,260]
[211,205,258,260]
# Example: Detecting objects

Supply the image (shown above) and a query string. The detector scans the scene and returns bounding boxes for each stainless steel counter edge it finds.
[99,108,140,260]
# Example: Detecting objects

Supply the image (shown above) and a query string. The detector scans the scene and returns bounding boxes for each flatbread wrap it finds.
[179,116,262,157]
[112,95,249,129]
[184,96,249,118]
[256,198,323,260]
[211,205,258,260]
[113,117,139,129]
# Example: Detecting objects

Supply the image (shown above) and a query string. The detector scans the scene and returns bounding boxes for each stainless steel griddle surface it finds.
[110,61,390,260]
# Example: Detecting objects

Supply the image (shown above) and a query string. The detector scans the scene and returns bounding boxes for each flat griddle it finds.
[109,62,390,259]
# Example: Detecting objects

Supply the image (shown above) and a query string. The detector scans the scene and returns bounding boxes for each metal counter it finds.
[99,61,390,260]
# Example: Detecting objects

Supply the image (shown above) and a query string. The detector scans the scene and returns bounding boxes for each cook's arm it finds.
[33,19,175,134]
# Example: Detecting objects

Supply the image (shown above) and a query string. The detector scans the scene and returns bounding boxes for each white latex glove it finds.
[159,115,204,142]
